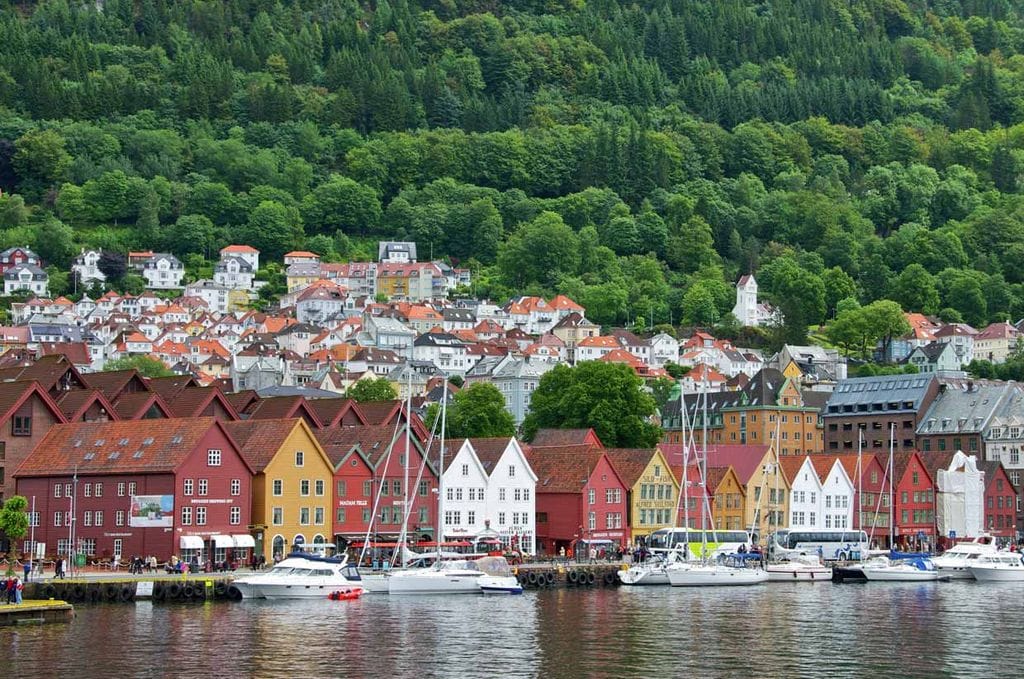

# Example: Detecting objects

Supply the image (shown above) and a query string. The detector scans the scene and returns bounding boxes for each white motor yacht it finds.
[968,553,1024,582]
[861,556,942,582]
[932,535,1000,580]
[667,555,768,587]
[766,554,833,582]
[475,556,524,594]
[230,552,364,599]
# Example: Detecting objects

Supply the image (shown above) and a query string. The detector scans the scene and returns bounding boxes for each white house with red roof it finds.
[974,322,1020,364]
[576,335,620,362]
[219,244,260,271]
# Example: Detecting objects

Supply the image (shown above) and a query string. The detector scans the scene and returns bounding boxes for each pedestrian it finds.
[22,558,30,583]
[14,576,22,605]
[5,576,14,604]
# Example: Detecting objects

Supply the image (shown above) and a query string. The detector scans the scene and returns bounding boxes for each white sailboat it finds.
[766,553,833,582]
[667,379,767,587]
[388,387,520,595]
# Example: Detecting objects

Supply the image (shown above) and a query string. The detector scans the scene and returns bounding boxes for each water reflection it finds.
[6,583,1021,678]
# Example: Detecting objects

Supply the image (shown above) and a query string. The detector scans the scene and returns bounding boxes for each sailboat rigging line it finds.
[393,405,441,566]
[358,405,406,565]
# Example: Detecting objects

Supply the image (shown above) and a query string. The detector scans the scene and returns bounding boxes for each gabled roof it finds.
[659,444,773,486]
[314,424,410,470]
[466,438,516,475]
[83,369,151,401]
[307,397,364,427]
[224,390,260,414]
[223,418,329,472]
[165,386,239,420]
[778,455,816,486]
[111,391,174,420]
[54,389,119,423]
[14,417,252,477]
[0,353,86,393]
[526,446,610,494]
[529,428,603,449]
[0,380,66,426]
[603,448,657,488]
[244,395,323,427]
[145,375,199,402]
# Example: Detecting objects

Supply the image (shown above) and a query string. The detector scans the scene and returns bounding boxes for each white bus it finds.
[769,530,868,562]
[646,528,756,560]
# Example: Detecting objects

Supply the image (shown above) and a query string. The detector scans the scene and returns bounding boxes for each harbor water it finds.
[6,582,1022,677]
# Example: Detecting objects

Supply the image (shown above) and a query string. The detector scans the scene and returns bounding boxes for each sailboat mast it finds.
[436,384,449,561]
[857,428,863,539]
[888,423,895,549]
[679,386,689,531]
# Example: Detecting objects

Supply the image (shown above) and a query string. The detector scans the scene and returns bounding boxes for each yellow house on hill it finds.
[223,418,335,562]
[605,448,680,542]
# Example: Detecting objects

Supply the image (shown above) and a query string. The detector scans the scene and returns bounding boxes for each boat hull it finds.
[668,566,768,587]
[934,565,976,580]
[861,569,940,582]
[479,576,524,594]
[968,567,1024,582]
[766,566,833,582]
[832,566,866,583]
[233,580,366,599]
[358,573,392,593]
[387,571,483,595]
[618,568,670,586]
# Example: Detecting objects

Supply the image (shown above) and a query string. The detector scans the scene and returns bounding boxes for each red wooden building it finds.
[315,424,438,545]
[526,445,629,555]
[978,461,1018,538]
[893,451,936,550]
[14,417,253,565]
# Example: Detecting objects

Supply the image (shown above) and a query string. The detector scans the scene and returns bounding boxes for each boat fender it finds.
[153,583,166,601]
[105,584,119,601]
[120,586,134,602]
[168,583,182,599]
[527,572,538,587]
[586,571,596,586]
[227,585,243,601]
[43,584,57,598]
[73,585,87,601]
[545,572,556,586]
[568,570,579,585]
[517,572,528,587]
[193,585,207,601]
[214,582,227,597]
[603,572,616,587]
[183,585,196,599]
[89,586,103,603]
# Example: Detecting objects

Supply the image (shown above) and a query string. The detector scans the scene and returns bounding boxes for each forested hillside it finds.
[2,0,1024,345]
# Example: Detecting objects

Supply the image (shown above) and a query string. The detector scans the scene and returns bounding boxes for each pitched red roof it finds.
[112,391,173,420]
[54,389,119,423]
[164,386,239,420]
[603,448,657,488]
[314,424,403,469]
[83,370,151,401]
[245,396,323,427]
[529,428,603,449]
[222,418,311,471]
[0,380,66,425]
[14,417,246,477]
[307,397,364,427]
[145,375,199,401]
[526,446,607,494]
[466,438,515,475]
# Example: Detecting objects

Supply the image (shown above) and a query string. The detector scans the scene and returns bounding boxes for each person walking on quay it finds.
[5,575,14,604]
[13,576,22,605]
[54,556,63,580]
[23,557,31,583]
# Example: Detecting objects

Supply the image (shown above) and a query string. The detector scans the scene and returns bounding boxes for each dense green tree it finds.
[0,496,29,571]
[103,355,174,377]
[444,383,516,439]
[522,362,660,448]
[240,201,304,262]
[347,377,399,402]
[497,211,580,289]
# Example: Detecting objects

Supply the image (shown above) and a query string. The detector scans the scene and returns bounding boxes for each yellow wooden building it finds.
[605,448,680,542]
[223,418,336,561]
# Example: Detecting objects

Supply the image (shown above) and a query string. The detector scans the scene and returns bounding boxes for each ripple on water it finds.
[6,582,1023,678]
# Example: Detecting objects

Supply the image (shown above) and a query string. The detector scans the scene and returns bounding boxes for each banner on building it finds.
[129,495,174,528]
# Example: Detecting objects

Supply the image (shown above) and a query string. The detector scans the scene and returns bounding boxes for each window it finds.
[588,489,596,505]
[295,451,304,467]
[315,480,325,496]
[336,507,346,523]
[95,482,102,497]
[509,465,515,478]
[198,479,208,496]
[12,415,31,436]
[196,507,206,525]
[337,480,347,497]
[300,508,310,525]
[54,484,61,498]
[273,508,284,527]
[901,491,908,504]
[181,507,192,525]
[912,471,919,485]
[393,480,401,496]
[116,510,125,526]
[83,511,92,527]
[588,511,596,530]
[363,481,373,497]
[314,507,324,525]
[381,482,389,497]
[419,481,428,497]
[208,449,222,466]
[117,482,126,497]
[84,483,92,498]
[462,464,469,476]
[523,488,530,502]
[455,488,463,501]
[498,512,506,526]
[128,482,136,496]
[273,480,283,496]
[230,506,241,525]
[467,510,476,525]
[300,480,310,496]
[499,488,506,502]
[231,479,241,496]
[418,507,428,523]
[183,479,194,496]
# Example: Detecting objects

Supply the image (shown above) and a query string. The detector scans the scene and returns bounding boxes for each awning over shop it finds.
[179,535,204,549]
[211,535,234,548]
[232,535,256,549]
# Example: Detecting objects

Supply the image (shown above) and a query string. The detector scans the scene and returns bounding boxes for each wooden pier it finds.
[0,600,75,626]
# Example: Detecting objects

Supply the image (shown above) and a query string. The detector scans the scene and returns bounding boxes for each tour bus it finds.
[769,529,869,562]
[646,527,756,560]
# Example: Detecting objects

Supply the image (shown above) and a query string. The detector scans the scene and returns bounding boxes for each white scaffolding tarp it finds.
[936,451,985,538]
